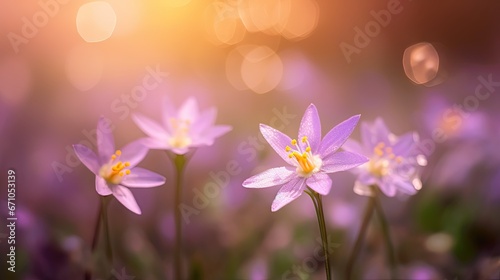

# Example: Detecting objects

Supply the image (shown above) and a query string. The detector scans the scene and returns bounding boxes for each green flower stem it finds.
[306,188,332,280]
[101,196,113,264]
[87,196,112,280]
[372,188,397,279]
[173,154,187,280]
[345,195,375,280]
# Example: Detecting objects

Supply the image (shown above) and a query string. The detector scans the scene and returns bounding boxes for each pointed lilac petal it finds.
[306,173,332,195]
[318,115,361,158]
[178,97,199,121]
[358,172,377,186]
[321,151,368,173]
[378,180,397,197]
[95,176,112,196]
[393,132,417,157]
[162,95,177,128]
[271,177,306,212]
[120,140,148,168]
[259,124,296,166]
[111,185,142,215]
[190,107,217,135]
[353,180,374,196]
[97,116,115,163]
[73,144,100,174]
[132,114,169,140]
[393,178,418,195]
[122,167,166,188]
[298,104,321,152]
[243,167,295,188]
[142,137,170,150]
[362,118,390,150]
[342,139,367,156]
[192,125,232,146]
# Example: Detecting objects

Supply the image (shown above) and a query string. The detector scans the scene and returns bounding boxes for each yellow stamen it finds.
[119,171,124,176]
[291,139,297,145]
[126,170,131,175]
[301,136,308,143]
[125,162,131,167]
[285,146,291,152]
[111,155,116,160]
[115,150,122,156]
[305,147,311,152]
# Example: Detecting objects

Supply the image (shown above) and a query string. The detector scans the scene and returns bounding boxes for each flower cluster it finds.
[74,97,231,214]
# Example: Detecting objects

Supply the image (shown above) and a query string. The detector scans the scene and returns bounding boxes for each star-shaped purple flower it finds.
[343,118,427,197]
[243,104,368,211]
[73,117,166,215]
[132,97,232,155]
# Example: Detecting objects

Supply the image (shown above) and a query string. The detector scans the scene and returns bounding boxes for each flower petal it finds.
[378,180,397,197]
[271,177,306,212]
[120,140,149,167]
[73,144,100,174]
[306,173,332,195]
[122,167,166,188]
[321,151,368,173]
[362,117,390,150]
[393,178,418,195]
[342,139,367,156]
[243,167,295,188]
[178,97,199,121]
[190,107,217,135]
[132,114,169,140]
[353,180,374,196]
[260,124,296,166]
[393,132,417,157]
[96,117,115,164]
[95,176,112,196]
[162,95,177,128]
[298,104,321,152]
[318,115,360,158]
[141,137,170,150]
[192,125,232,146]
[111,185,142,214]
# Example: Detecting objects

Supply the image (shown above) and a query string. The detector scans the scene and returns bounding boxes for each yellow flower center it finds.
[99,150,131,185]
[168,118,192,149]
[286,136,322,177]
[368,142,403,178]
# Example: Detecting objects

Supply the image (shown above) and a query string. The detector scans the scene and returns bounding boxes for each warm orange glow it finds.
[76,1,117,43]
[65,45,103,91]
[0,57,32,105]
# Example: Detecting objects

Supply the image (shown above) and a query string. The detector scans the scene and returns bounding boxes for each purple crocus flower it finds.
[73,117,166,214]
[243,104,368,212]
[132,97,232,155]
[343,118,426,197]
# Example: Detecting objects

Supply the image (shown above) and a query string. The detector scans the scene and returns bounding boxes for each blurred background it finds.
[1,0,500,279]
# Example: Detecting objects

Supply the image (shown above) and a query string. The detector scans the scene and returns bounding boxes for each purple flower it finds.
[243,104,368,212]
[132,97,232,155]
[73,117,166,215]
[343,118,426,197]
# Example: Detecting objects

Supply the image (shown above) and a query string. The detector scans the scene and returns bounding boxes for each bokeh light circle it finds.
[403,42,440,85]
[76,1,117,43]
[65,45,104,91]
[240,45,283,94]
